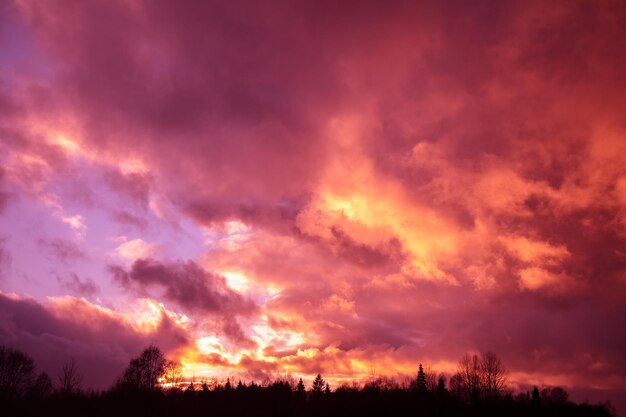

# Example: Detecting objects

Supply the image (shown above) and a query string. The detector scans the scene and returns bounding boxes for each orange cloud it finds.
[2,1,626,411]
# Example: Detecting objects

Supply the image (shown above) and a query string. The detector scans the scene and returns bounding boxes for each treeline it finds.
[0,345,614,417]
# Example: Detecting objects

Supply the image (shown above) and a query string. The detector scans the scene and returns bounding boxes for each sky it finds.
[0,0,625,412]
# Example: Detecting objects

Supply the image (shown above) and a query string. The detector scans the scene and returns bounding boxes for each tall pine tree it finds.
[416,363,427,393]
[296,378,305,394]
[295,378,306,407]
[312,374,325,395]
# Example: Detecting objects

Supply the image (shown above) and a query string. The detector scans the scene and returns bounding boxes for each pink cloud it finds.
[55,272,98,297]
[113,237,158,260]
[0,291,189,389]
[0,0,625,412]
[38,237,86,263]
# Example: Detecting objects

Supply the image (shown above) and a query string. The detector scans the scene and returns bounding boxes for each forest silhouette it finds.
[0,344,614,417]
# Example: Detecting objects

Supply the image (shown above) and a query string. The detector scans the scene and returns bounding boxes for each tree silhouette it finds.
[448,372,464,399]
[28,372,53,399]
[416,363,427,393]
[296,378,305,394]
[119,345,168,391]
[0,345,614,417]
[457,353,482,402]
[58,358,83,397]
[436,374,448,397]
[312,373,325,395]
[532,385,541,406]
[480,351,507,399]
[162,359,183,387]
[453,351,508,402]
[0,345,35,399]
[295,376,306,408]
[541,386,569,405]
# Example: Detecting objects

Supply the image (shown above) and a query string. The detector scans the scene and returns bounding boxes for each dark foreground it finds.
[2,384,614,417]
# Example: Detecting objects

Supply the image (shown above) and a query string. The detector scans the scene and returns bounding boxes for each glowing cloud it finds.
[114,237,159,261]
[1,0,625,413]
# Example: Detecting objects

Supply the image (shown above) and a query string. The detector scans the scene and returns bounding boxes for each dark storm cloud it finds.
[0,292,189,389]
[111,258,257,315]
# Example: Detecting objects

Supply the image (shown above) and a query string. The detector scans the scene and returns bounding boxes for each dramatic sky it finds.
[1,0,625,411]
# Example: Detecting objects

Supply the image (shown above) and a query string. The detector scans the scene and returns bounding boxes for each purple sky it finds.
[1,0,625,413]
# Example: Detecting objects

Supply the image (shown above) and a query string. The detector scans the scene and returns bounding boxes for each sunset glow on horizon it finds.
[1,0,625,413]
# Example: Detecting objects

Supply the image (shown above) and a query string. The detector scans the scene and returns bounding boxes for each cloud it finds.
[110,258,259,347]
[110,210,148,230]
[0,189,9,213]
[111,258,256,315]
[0,291,189,389]
[113,237,158,261]
[518,267,567,291]
[0,239,11,280]
[1,0,625,411]
[0,167,12,213]
[56,273,98,297]
[103,168,152,211]
[500,236,570,266]
[38,238,86,262]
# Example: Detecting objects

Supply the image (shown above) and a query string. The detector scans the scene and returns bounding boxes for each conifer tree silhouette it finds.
[416,363,427,393]
[297,378,305,391]
[436,374,448,396]
[532,385,540,405]
[312,374,325,395]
